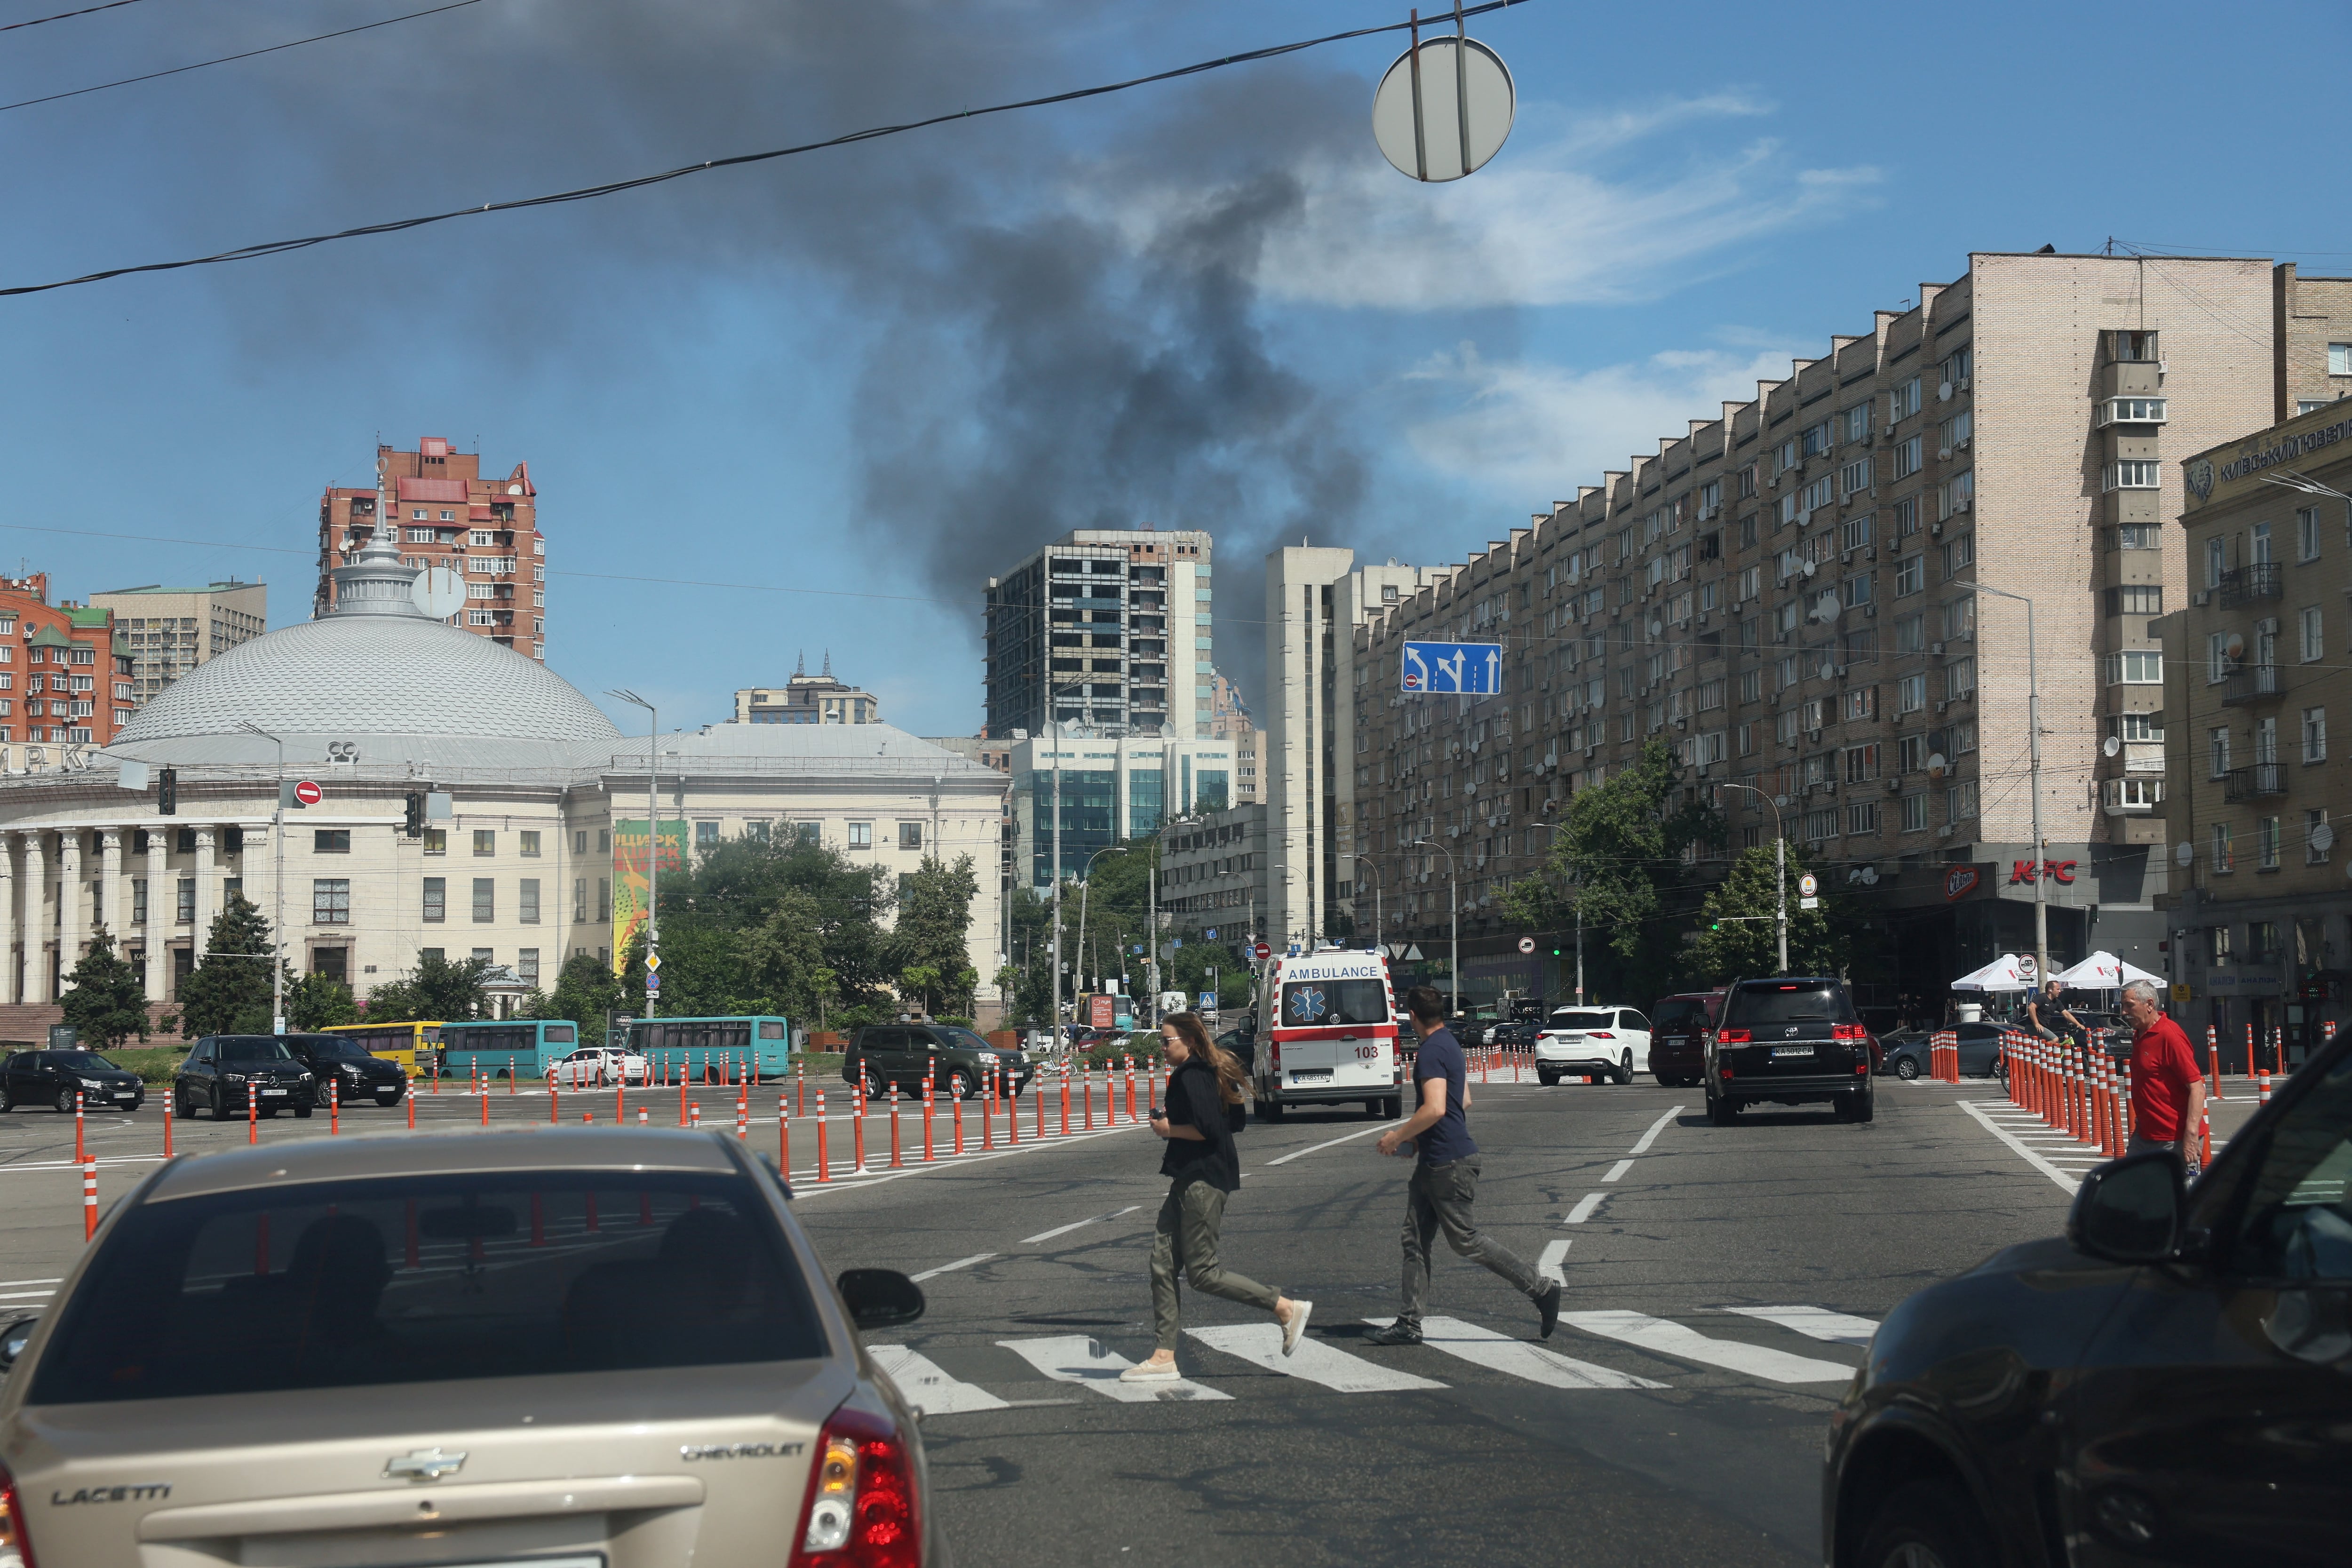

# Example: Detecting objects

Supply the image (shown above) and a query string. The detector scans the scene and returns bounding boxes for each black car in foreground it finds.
[1823,1027,2352,1568]
[1704,976,1874,1123]
[281,1032,410,1106]
[172,1035,317,1119]
[0,1050,144,1114]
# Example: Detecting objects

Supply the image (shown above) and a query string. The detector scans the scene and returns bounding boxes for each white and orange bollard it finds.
[816,1089,831,1182]
[82,1154,97,1242]
[779,1093,791,1175]
[2258,1069,2272,1106]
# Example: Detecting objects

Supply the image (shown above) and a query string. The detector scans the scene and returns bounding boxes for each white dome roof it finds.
[116,615,621,746]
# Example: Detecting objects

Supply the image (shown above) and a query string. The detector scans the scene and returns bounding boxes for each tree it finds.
[365,950,493,1022]
[60,927,151,1048]
[176,894,287,1038]
[545,952,621,1036]
[1681,843,1843,982]
[891,855,981,1014]
[286,973,359,1030]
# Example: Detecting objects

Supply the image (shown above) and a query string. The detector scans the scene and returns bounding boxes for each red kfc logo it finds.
[2007,859,2076,885]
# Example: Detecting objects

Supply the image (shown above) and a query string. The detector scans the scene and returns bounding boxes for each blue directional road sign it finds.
[1401,640,1504,695]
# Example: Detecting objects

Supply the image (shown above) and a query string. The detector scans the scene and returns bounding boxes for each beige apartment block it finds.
[90,580,266,707]
[2160,399,2352,1068]
[1348,252,2347,1009]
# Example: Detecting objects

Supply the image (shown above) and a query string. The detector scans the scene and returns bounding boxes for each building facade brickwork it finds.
[317,437,544,660]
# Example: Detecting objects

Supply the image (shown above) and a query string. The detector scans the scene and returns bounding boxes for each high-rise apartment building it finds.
[0,573,135,768]
[1346,252,2348,1008]
[1009,733,1235,889]
[1264,549,1442,951]
[985,529,1213,740]
[733,656,879,724]
[1204,669,1263,804]
[317,438,544,660]
[90,580,266,706]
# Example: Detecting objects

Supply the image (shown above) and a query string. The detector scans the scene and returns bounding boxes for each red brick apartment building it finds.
[0,573,133,761]
[316,438,545,659]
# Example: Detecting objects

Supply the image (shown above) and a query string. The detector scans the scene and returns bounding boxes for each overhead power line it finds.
[0,0,1534,297]
[0,0,485,114]
[0,0,151,34]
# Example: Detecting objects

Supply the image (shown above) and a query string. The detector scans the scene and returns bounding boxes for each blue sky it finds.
[3,0,2346,738]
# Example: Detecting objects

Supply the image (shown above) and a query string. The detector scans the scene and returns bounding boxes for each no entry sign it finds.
[1253,942,1271,961]
[292,780,322,807]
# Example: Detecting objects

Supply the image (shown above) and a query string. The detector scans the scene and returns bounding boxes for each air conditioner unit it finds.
[1936,700,1951,714]
[1807,728,1823,742]
[1866,547,1878,561]
[1930,523,1945,539]
[1863,604,1878,618]
[1937,824,1955,838]
[1883,778,1900,794]
[1676,718,1689,731]
[2192,589,2211,607]
[1958,377,1971,392]
[1930,641,1945,656]
[1952,497,1969,513]
[1956,436,1971,450]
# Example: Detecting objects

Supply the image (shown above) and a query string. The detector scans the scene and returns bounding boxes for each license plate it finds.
[1291,1069,1332,1082]
[1770,1046,1813,1059]
[262,1088,289,1096]
[114,1092,137,1099]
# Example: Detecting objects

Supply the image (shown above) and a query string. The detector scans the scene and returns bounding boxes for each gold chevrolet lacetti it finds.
[0,1126,945,1568]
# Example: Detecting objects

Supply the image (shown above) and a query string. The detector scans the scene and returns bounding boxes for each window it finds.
[422,877,446,922]
[2308,809,2333,865]
[2252,520,2273,565]
[1891,436,1921,480]
[2105,460,2161,491]
[519,830,541,858]
[466,829,492,857]
[1894,613,1924,654]
[1843,403,1872,444]
[1945,658,1976,700]
[519,878,540,924]
[424,828,446,855]
[1842,686,1876,721]
[1843,743,1880,782]
[132,878,146,925]
[2301,606,2325,662]
[899,821,923,850]
[311,879,350,924]
[313,828,350,854]
[2112,524,2159,551]
[518,948,540,986]
[2106,650,2163,685]
[473,878,495,923]
[2106,585,2163,617]
[597,829,610,854]
[1846,802,1879,836]
[1894,555,1925,597]
[847,821,872,849]
[1941,533,1974,578]
[596,878,611,922]
[696,820,720,847]
[2209,726,2233,779]
[2112,330,2158,363]
[1942,595,1975,641]
[1839,456,1872,498]
[573,878,587,922]
[1901,793,1929,832]
[1801,418,1833,459]
[2303,706,2328,764]
[1947,780,1978,823]
[1890,378,1920,422]
[2109,712,2164,742]
[2331,342,2352,376]
[2211,822,2234,874]
[2258,817,2281,871]
[2298,506,2323,562]
[1896,674,1926,715]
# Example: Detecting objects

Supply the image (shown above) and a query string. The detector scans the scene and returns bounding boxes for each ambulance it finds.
[1254,946,1402,1121]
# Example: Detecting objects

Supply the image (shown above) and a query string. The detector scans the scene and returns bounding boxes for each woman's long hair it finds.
[1165,1012,1245,1107]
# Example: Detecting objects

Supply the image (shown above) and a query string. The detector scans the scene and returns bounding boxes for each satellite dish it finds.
[1801,560,1819,578]
[1927,752,1949,779]
[1772,794,1790,808]
[1860,865,1879,886]
[508,482,524,495]
[412,564,467,620]
[2103,736,2122,757]
[2312,822,2337,854]
[1648,620,1664,636]
[2223,631,2246,662]
[1812,591,1841,623]
[2175,841,2195,867]
[1371,32,1516,182]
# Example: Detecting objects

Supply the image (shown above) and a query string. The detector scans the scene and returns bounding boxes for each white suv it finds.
[1534,1006,1652,1085]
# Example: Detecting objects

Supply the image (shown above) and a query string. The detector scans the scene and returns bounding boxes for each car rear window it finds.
[217,1038,296,1062]
[1546,1011,1615,1030]
[1727,982,1853,1025]
[1281,979,1388,1027]
[1650,999,1710,1032]
[29,1169,823,1406]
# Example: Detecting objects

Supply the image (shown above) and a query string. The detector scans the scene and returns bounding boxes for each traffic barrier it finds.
[507,1056,516,1093]
[796,1059,806,1119]
[1126,1057,1138,1123]
[2275,1027,2286,1078]
[406,1091,415,1131]
[1083,1064,1095,1129]
[250,1080,260,1144]
[637,1105,648,1124]
[779,1094,790,1173]
[430,1059,439,1094]
[889,1087,903,1168]
[2258,1070,2272,1106]
[954,1080,966,1154]
[548,1080,559,1125]
[816,1089,830,1182]
[2207,1026,2224,1100]
[922,1077,935,1162]
[678,1070,688,1127]
[82,1155,97,1242]
[616,1077,626,1125]
[1059,1071,1071,1137]
[2117,1061,2132,1143]
[164,1093,174,1157]
[2245,1023,2255,1080]
[737,1087,750,1142]
[1006,1068,1020,1146]
[981,1070,994,1150]
[1034,1075,1046,1139]
[74,1090,85,1163]
[853,1078,868,1173]
[2199,1101,2211,1168]
[331,1076,341,1135]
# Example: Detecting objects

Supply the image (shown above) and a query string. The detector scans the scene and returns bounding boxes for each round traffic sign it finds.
[1371,33,1516,183]
[293,780,322,807]
[1517,936,1535,954]
[1253,942,1271,961]
[1798,873,1819,898]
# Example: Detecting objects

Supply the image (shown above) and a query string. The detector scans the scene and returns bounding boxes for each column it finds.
[191,827,215,948]
[21,834,46,1003]
[56,830,81,990]
[0,835,14,1005]
[99,827,124,946]
[144,828,169,1003]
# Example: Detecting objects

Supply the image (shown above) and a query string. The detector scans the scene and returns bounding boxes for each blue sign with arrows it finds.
[1400,640,1504,695]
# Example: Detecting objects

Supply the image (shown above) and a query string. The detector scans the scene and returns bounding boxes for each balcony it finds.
[2222,764,2286,804]
[2217,564,2282,607]
[2218,665,2281,706]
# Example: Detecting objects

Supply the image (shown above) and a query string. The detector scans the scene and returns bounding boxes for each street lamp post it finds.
[608,690,660,1018]
[1713,781,1788,974]
[1410,838,1459,1016]
[1342,853,1385,952]
[1532,818,1584,1004]
[1969,586,2045,983]
[1073,845,1128,1037]
[235,721,287,1032]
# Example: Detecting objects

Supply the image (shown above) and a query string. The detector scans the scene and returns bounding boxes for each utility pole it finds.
[236,721,286,1032]
[1147,854,1158,1029]
[1716,782,1788,973]
[608,691,660,1017]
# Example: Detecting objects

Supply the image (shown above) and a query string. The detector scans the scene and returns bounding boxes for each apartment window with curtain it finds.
[2258,817,2281,871]
[519,878,541,924]
[2210,822,2233,874]
[573,878,587,922]
[311,879,350,924]
[2301,606,2325,662]
[473,878,495,922]
[422,877,446,922]
[2303,707,2327,764]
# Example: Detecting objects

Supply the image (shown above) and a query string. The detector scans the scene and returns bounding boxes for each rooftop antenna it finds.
[822,648,833,679]
[794,648,805,677]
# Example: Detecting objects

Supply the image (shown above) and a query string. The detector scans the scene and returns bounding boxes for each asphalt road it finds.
[0,1066,2275,1566]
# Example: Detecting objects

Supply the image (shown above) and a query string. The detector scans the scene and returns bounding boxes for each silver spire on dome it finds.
[328,524,427,617]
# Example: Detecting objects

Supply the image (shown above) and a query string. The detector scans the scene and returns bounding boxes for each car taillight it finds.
[1716,1028,1752,1044]
[1269,1041,1281,1071]
[1831,1024,1868,1041]
[790,1405,919,1568]
[0,1460,39,1568]
[1588,1030,1615,1039]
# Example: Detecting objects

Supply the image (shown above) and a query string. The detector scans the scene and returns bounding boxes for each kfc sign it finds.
[2009,859,2076,885]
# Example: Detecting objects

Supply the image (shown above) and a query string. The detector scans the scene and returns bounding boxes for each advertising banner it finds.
[611,819,688,976]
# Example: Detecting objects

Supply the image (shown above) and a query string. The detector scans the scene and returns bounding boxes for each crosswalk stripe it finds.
[996,1335,1231,1403]
[1537,1240,1570,1284]
[1560,1310,1855,1384]
[1186,1323,1446,1393]
[1368,1316,1665,1390]
[867,1345,1011,1415]
[1720,1305,1878,1346]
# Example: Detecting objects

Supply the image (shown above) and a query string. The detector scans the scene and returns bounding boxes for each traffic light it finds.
[157,767,176,815]
[403,791,426,837]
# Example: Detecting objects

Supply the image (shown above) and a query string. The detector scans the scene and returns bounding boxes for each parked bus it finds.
[437,1019,581,1081]
[315,1020,444,1075]
[1254,947,1401,1122]
[625,1016,792,1083]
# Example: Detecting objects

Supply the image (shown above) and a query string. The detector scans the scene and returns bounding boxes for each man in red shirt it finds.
[2118,979,2207,1174]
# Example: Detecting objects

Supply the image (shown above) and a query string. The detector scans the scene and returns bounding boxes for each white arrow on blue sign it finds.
[1400,640,1504,695]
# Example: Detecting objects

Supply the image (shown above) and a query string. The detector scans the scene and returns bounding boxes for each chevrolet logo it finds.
[384,1447,467,1482]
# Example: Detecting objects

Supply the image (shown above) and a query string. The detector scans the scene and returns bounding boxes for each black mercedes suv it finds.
[172,1035,318,1119]
[281,1032,410,1106]
[1704,976,1874,1124]
[843,1021,1033,1100]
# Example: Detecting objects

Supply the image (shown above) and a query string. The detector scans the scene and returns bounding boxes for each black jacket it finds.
[1158,1058,1241,1193]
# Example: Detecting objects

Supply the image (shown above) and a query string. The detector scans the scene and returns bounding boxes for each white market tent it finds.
[2050,950,2163,990]
[1951,953,2036,992]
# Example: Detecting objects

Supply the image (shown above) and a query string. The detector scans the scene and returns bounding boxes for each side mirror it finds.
[0,1316,36,1371]
[837,1269,926,1330]
[2067,1151,2184,1264]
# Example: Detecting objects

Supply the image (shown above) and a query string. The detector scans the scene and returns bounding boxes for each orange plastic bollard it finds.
[690,1101,702,1128]
[2274,1027,2286,1078]
[796,1059,806,1119]
[852,1080,867,1172]
[331,1075,341,1136]
[164,1093,175,1158]
[636,1105,647,1124]
[922,1076,935,1162]
[954,1081,966,1154]
[548,1079,559,1125]
[2207,1027,2225,1101]
[1007,1068,1021,1146]
[1127,1058,1138,1123]
[2199,1102,2211,1169]
[249,1079,259,1144]
[74,1090,85,1164]
[407,1090,416,1131]
[1060,1071,1071,1137]
[2244,1023,2255,1080]
[981,1070,995,1150]
[616,1076,626,1125]
[737,1088,750,1142]
[1084,1063,1095,1129]
[816,1089,831,1182]
[82,1156,97,1242]
[2258,1069,2272,1105]
[2117,1061,2133,1142]
[889,1086,904,1168]
[678,1070,688,1127]
[431,1058,439,1094]
[779,1093,791,1176]
[507,1056,516,1093]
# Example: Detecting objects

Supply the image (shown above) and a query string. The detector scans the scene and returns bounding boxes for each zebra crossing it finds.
[871,1301,1872,1415]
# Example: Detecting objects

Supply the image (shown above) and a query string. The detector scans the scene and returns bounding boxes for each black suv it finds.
[1823,1026,2352,1568]
[844,1022,1033,1100]
[0,1049,144,1114]
[1704,976,1874,1124]
[281,1033,409,1106]
[172,1035,318,1120]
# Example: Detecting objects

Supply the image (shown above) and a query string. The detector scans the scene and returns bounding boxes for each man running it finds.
[1368,984,1561,1345]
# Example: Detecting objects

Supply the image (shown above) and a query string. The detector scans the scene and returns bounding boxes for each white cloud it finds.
[1400,341,1808,497]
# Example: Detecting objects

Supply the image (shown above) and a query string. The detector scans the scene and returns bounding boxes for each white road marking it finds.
[0,1289,55,1301]
[1563,1193,1607,1224]
[1263,1123,1394,1167]
[910,1253,996,1282]
[997,1336,1230,1403]
[1601,1159,1635,1183]
[1957,1099,2084,1194]
[1629,1106,1685,1154]
[1022,1205,1142,1245]
[0,1279,61,1289]
[1368,1315,1666,1390]
[1188,1323,1447,1393]
[1721,1305,1879,1346]
[867,1345,1011,1415]
[1537,1240,1571,1284]
[1560,1310,1856,1384]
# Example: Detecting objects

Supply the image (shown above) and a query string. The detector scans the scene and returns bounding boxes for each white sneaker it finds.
[1281,1300,1313,1356]
[1118,1359,1182,1384]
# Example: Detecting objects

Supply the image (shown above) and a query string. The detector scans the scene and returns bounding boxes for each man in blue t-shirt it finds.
[1369,984,1560,1345]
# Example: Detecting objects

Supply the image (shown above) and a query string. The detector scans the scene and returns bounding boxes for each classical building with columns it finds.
[0,534,1007,1021]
